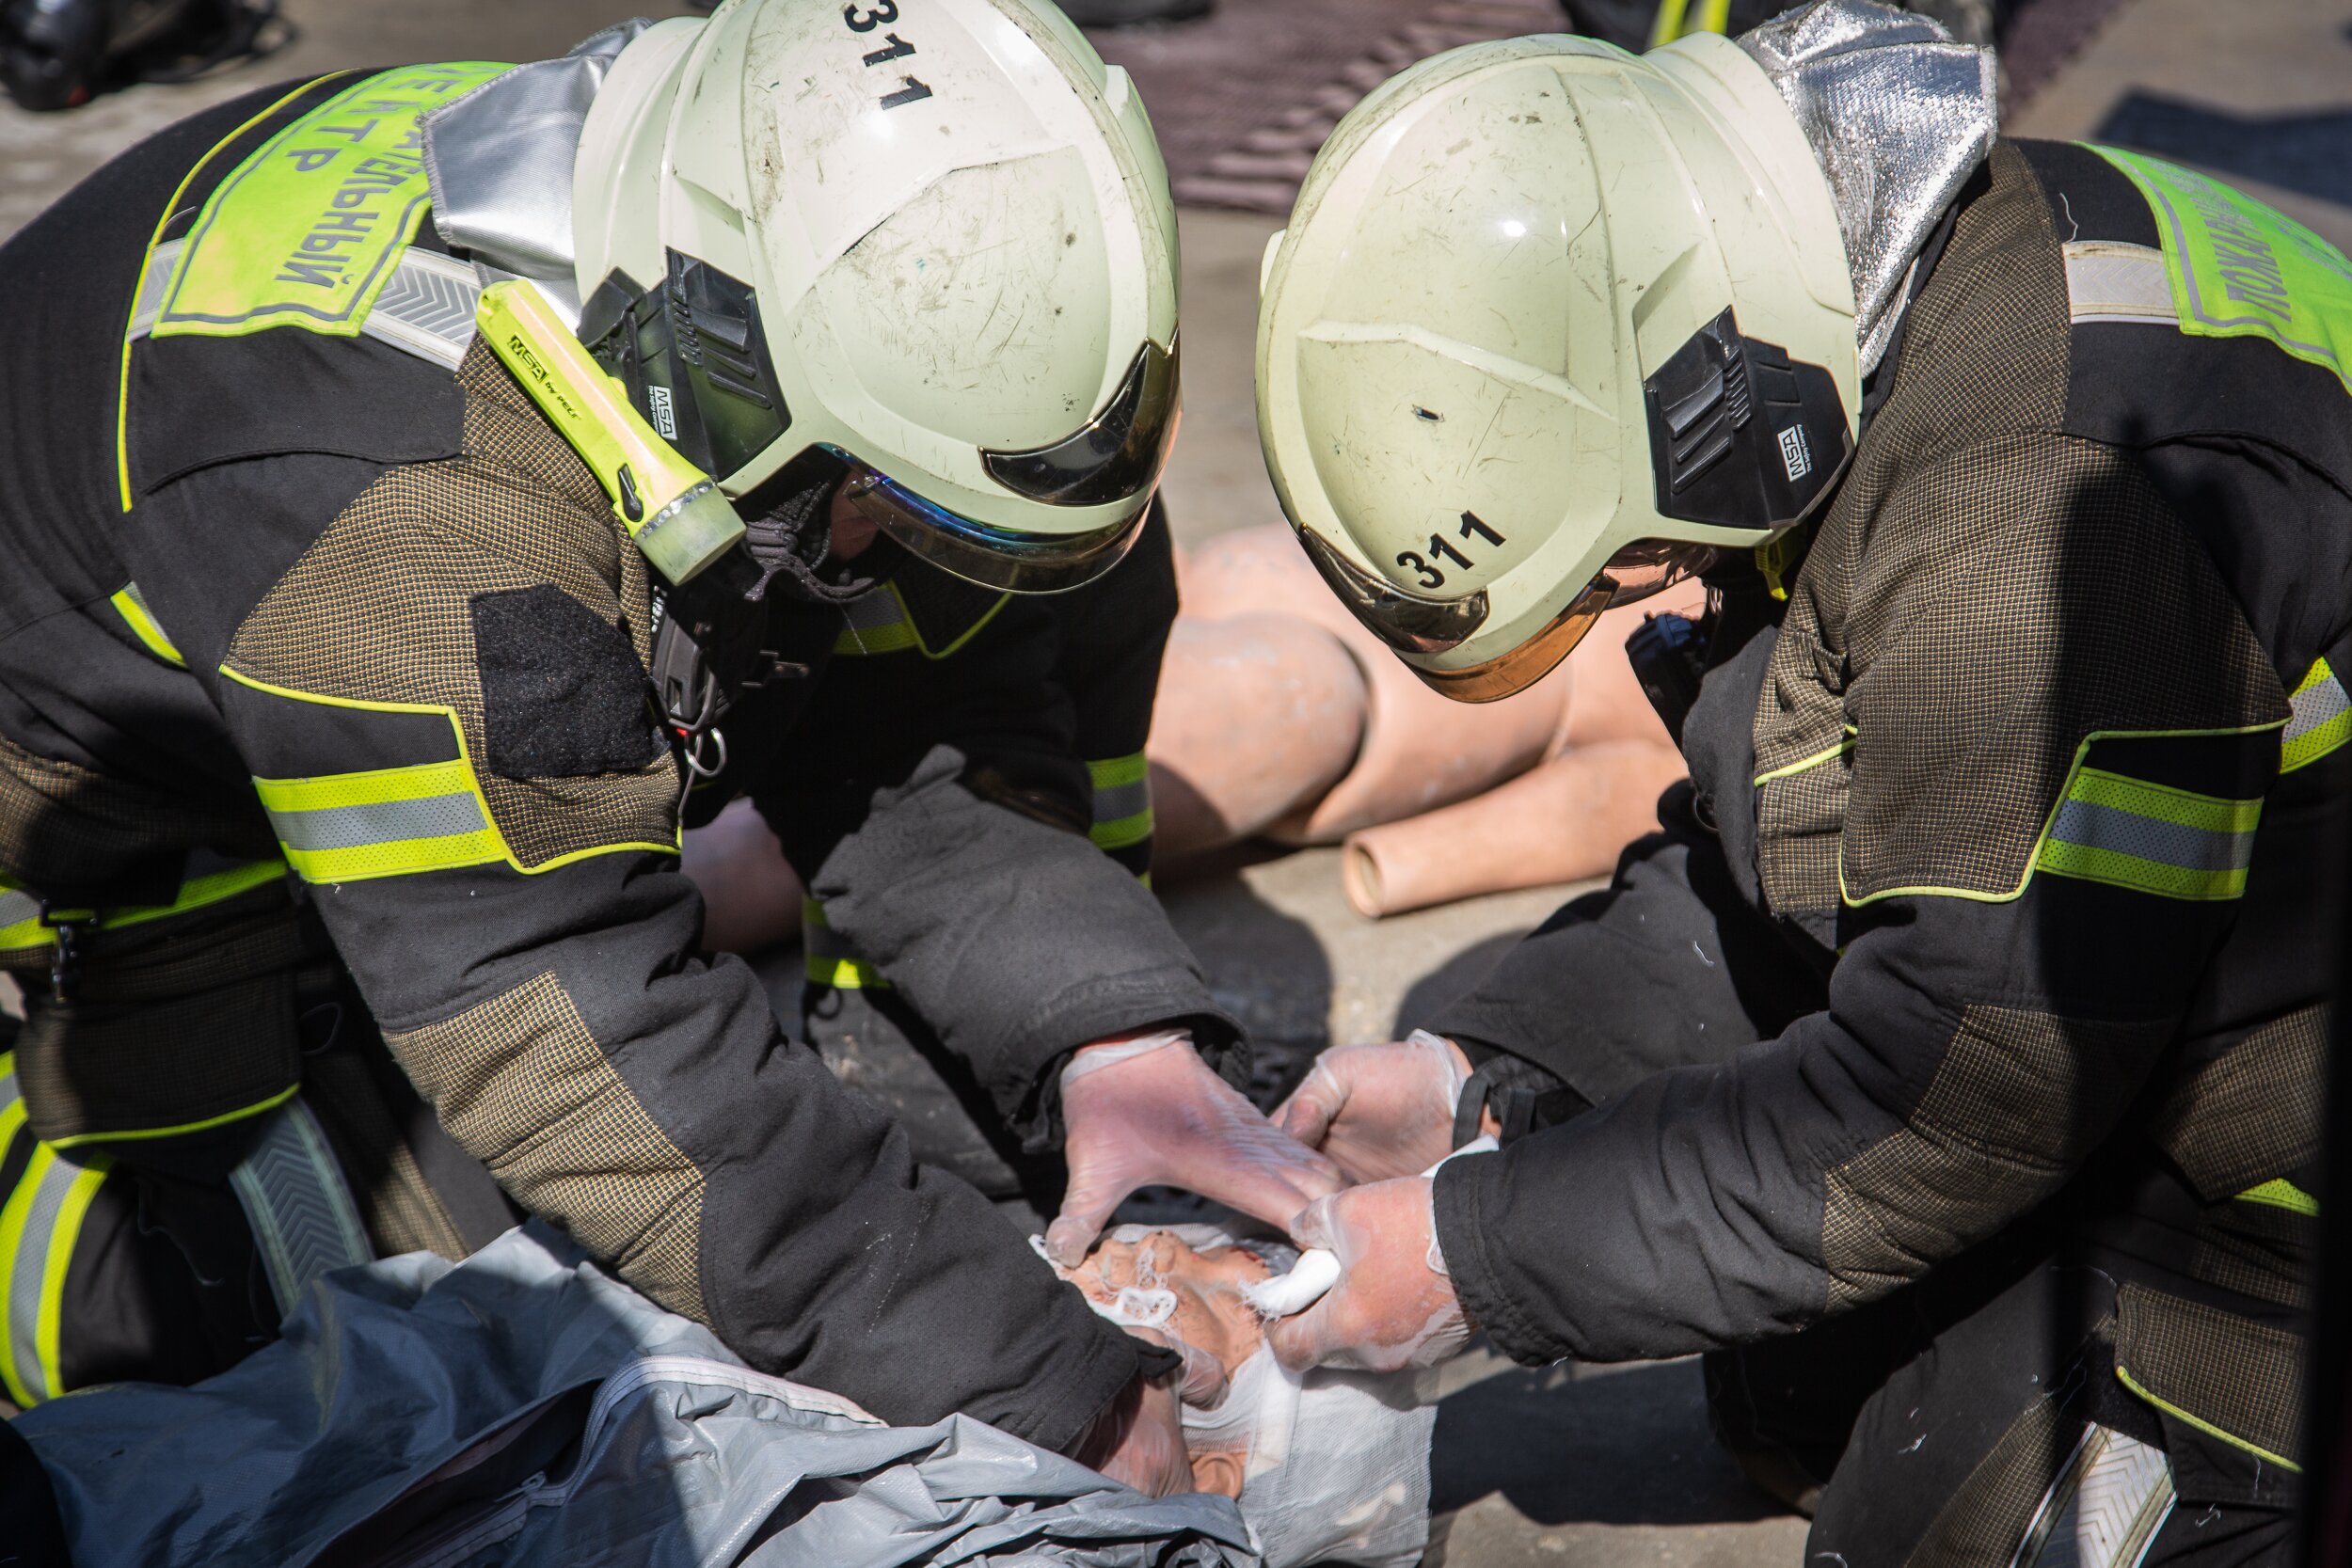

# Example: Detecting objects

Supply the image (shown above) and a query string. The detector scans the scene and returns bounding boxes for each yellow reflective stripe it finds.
[1087,752,1153,850]
[2113,1364,2303,1474]
[44,1084,297,1151]
[255,758,502,881]
[1086,753,1149,791]
[223,665,678,880]
[2283,657,2350,772]
[1843,721,2289,907]
[2236,1177,2318,1217]
[117,74,354,513]
[2038,768,2262,901]
[1090,809,1155,852]
[2064,768,2264,833]
[0,1148,47,1406]
[799,896,887,990]
[1647,0,1692,46]
[0,859,284,959]
[109,583,186,668]
[1753,731,1855,787]
[35,1154,108,1401]
[831,582,1008,659]
[1693,0,1731,30]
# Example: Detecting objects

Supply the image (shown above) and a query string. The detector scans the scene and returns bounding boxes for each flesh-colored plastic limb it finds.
[1178,527,1576,843]
[1272,1032,1471,1186]
[681,797,804,954]
[1048,1034,1346,1266]
[1072,1323,1199,1496]
[1341,737,1688,917]
[1147,612,1368,862]
[1265,1177,1470,1374]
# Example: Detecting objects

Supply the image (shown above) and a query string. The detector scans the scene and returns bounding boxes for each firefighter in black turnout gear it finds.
[0,4,1340,1488]
[1255,5,2346,1561]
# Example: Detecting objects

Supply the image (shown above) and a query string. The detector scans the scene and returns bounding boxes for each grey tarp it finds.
[16,1225,1256,1568]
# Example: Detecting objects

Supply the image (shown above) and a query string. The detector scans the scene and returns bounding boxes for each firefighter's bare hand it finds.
[1264,1176,1473,1374]
[1047,1030,1345,1267]
[1273,1034,1483,1185]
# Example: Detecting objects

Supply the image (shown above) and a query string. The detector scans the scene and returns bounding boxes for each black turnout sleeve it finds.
[154,420,1146,1453]
[1433,437,2292,1364]
[759,503,1239,1148]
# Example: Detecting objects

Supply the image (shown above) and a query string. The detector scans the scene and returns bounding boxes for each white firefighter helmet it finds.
[571,0,1179,592]
[1256,31,1859,699]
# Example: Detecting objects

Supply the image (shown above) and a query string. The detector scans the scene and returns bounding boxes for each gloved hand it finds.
[1072,1324,1228,1496]
[1274,1032,1490,1185]
[1264,1175,1473,1374]
[1046,1029,1345,1267]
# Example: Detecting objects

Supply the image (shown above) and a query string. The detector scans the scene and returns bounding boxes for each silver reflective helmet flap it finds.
[1739,0,1998,374]
[421,21,652,322]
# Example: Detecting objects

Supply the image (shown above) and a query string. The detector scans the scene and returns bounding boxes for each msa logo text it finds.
[1776,423,1813,482]
[647,384,678,441]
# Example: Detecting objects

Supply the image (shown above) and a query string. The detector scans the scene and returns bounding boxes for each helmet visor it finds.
[830,450,1152,594]
[1415,539,1719,704]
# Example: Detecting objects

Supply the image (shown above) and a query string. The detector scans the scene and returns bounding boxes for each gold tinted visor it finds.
[1415,539,1719,704]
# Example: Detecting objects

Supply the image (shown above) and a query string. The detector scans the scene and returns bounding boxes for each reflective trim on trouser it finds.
[0,1052,113,1407]
[1086,752,1153,853]
[2015,1425,2176,1568]
[110,581,187,668]
[228,1098,372,1319]
[2283,656,2351,773]
[253,760,502,881]
[2036,768,2261,900]
[802,897,887,990]
[0,854,288,961]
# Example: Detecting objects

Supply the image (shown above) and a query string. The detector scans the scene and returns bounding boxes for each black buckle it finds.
[37,902,91,1004]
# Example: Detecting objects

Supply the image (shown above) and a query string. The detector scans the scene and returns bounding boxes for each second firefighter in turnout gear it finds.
[1257,1,2344,1560]
[0,0,1338,1480]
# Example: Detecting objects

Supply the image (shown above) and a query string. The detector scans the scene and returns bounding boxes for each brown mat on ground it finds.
[1088,0,2140,218]
[1089,0,1563,215]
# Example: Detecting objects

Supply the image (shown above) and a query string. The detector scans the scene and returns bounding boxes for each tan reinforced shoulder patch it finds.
[227,341,674,873]
[385,970,707,1321]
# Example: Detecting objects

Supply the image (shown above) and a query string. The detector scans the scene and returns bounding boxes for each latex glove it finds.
[1046,1029,1345,1267]
[1264,1176,1472,1374]
[1071,1325,1225,1496]
[1274,1032,1489,1185]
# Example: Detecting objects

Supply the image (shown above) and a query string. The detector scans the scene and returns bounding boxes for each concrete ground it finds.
[7,1,2349,1562]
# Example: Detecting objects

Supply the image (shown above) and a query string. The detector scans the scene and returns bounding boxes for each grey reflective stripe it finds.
[127,239,185,340]
[1091,777,1151,825]
[2045,798,2256,874]
[0,1062,16,1108]
[8,1151,95,1403]
[268,791,488,852]
[2063,241,2176,325]
[2016,1425,2174,1568]
[359,247,483,370]
[0,889,36,930]
[128,242,481,370]
[2288,665,2350,744]
[229,1098,372,1320]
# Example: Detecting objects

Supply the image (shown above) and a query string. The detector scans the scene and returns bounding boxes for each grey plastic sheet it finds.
[17,1225,1255,1568]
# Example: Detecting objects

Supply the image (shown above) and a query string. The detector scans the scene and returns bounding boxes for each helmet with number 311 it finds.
[573,0,1179,592]
[1257,30,1863,698]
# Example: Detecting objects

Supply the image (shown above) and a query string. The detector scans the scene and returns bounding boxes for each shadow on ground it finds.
[2094,92,2352,207]
[1431,1357,1786,1528]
